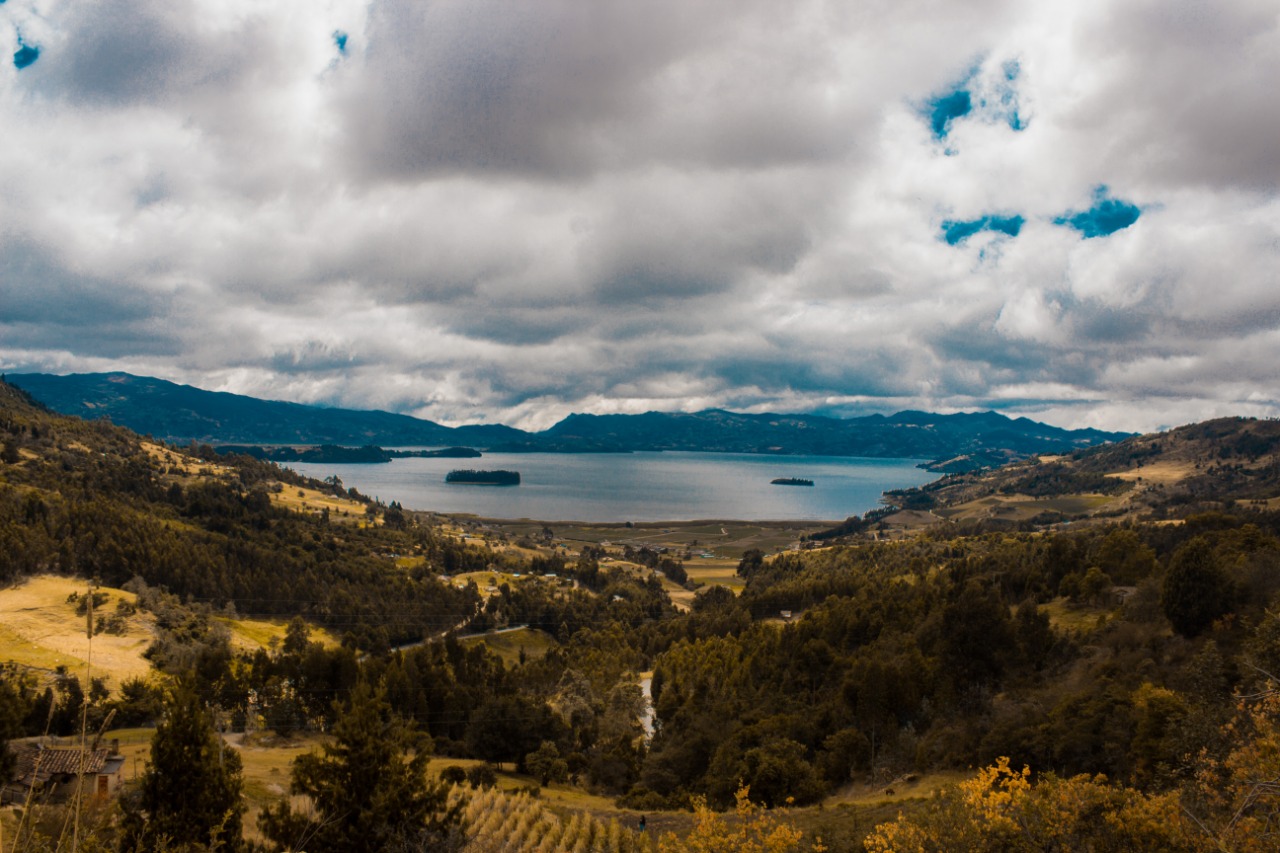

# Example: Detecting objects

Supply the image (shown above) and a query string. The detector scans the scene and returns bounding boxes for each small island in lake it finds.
[771,477,814,487]
[446,469,521,486]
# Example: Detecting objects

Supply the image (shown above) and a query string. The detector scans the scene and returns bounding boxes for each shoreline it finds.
[429,512,843,527]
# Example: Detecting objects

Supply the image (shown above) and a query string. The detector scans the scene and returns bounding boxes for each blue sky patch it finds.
[13,39,39,70]
[333,30,348,54]
[941,214,1025,245]
[923,57,1027,140]
[1055,186,1141,238]
[928,90,972,139]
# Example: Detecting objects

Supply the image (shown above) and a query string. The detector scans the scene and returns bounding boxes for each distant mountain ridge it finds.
[520,408,1127,461]
[6,372,1132,464]
[6,372,522,447]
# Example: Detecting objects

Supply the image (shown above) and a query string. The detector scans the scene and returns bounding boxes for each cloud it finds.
[0,0,1277,436]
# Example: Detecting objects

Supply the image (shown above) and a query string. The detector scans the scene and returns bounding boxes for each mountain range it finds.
[5,372,1131,467]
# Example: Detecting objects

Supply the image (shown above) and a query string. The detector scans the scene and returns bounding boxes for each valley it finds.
[3,378,1280,851]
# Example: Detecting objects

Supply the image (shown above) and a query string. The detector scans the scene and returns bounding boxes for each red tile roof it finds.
[10,746,111,779]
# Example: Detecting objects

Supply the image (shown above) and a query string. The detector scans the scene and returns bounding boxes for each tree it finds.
[1095,528,1156,585]
[524,740,569,785]
[938,581,1014,691]
[259,681,462,853]
[736,549,766,579]
[281,615,311,657]
[465,694,563,770]
[1079,566,1113,605]
[1012,598,1054,671]
[731,738,825,808]
[121,682,244,851]
[1162,537,1233,637]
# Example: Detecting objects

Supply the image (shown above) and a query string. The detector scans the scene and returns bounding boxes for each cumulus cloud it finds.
[0,0,1278,434]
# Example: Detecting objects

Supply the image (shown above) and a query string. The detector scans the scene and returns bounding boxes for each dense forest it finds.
[2,377,1280,851]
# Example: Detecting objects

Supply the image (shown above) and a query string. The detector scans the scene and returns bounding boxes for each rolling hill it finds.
[5,371,521,447]
[854,415,1280,536]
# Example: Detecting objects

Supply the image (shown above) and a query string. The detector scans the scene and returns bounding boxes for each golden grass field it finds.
[269,483,376,526]
[0,576,338,691]
[215,615,339,653]
[1106,459,1197,485]
[141,441,235,479]
[935,493,1117,524]
[0,576,153,689]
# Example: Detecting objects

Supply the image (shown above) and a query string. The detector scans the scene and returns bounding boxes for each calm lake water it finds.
[286,451,937,523]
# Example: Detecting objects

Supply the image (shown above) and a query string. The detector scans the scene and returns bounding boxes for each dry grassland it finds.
[0,576,337,691]
[269,484,376,526]
[1106,459,1197,485]
[0,576,154,689]
[215,616,339,653]
[683,559,742,588]
[141,441,233,479]
[938,493,1116,523]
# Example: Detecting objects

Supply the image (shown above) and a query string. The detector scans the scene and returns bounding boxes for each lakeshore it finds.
[287,450,937,523]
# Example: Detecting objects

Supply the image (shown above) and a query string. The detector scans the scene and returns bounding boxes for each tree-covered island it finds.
[445,468,521,485]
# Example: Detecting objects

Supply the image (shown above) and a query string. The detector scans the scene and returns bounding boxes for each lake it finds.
[286,451,938,523]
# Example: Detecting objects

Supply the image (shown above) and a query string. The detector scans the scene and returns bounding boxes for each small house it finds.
[3,741,126,805]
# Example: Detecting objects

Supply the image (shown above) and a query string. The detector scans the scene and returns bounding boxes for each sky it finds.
[2,0,1278,434]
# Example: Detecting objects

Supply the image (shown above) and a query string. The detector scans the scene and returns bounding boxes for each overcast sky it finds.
[2,0,1278,433]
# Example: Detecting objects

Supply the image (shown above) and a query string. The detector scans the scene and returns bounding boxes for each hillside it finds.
[0,376,480,649]
[839,416,1280,536]
[7,371,1131,463]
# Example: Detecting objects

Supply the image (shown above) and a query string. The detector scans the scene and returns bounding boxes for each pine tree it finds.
[1162,537,1233,637]
[259,680,462,852]
[122,681,244,851]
